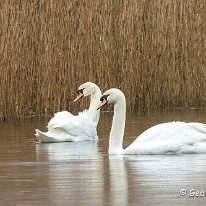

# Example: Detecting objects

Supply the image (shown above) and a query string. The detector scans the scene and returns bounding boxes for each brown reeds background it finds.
[1,0,206,120]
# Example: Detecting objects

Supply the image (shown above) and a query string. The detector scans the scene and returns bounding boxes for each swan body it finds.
[125,121,206,154]
[99,89,206,155]
[35,82,102,143]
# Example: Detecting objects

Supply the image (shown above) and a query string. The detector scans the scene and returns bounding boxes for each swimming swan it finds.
[35,82,102,143]
[98,88,206,154]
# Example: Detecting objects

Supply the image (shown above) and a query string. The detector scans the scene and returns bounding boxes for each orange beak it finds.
[74,93,84,102]
[97,99,108,110]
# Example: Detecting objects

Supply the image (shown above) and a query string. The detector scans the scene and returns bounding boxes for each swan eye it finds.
[97,94,110,110]
[100,94,110,102]
[77,88,85,94]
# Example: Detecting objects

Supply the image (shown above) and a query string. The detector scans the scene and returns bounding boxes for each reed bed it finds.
[1,0,206,120]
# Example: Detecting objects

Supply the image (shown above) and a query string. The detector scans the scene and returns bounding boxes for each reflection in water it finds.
[109,156,128,206]
[36,141,101,160]
[1,110,206,205]
[123,155,206,205]
[36,142,104,206]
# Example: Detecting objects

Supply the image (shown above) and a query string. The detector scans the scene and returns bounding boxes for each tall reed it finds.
[1,0,206,120]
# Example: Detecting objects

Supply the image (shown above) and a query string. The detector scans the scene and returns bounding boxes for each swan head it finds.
[74,82,100,102]
[98,88,125,109]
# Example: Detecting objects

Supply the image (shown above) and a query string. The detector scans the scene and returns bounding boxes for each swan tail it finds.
[35,129,59,143]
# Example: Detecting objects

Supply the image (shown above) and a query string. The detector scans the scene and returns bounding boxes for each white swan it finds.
[98,88,206,154]
[35,82,102,143]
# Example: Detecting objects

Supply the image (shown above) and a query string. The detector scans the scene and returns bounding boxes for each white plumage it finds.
[35,82,102,143]
[100,88,206,155]
[125,121,206,154]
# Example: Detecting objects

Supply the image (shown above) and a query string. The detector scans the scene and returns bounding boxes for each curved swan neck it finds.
[109,94,126,154]
[89,86,102,109]
[89,86,102,123]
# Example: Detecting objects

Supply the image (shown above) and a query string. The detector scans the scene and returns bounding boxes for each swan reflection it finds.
[109,156,128,206]
[36,142,104,205]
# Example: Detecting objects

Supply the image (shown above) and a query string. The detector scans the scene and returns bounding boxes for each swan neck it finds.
[109,96,126,154]
[88,86,102,123]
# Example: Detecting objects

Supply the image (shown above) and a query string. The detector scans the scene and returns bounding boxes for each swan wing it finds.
[48,111,74,129]
[47,110,97,137]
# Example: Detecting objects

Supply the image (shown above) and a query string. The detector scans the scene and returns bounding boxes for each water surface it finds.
[1,110,206,205]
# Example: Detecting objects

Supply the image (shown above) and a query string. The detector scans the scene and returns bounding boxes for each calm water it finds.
[1,110,206,206]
